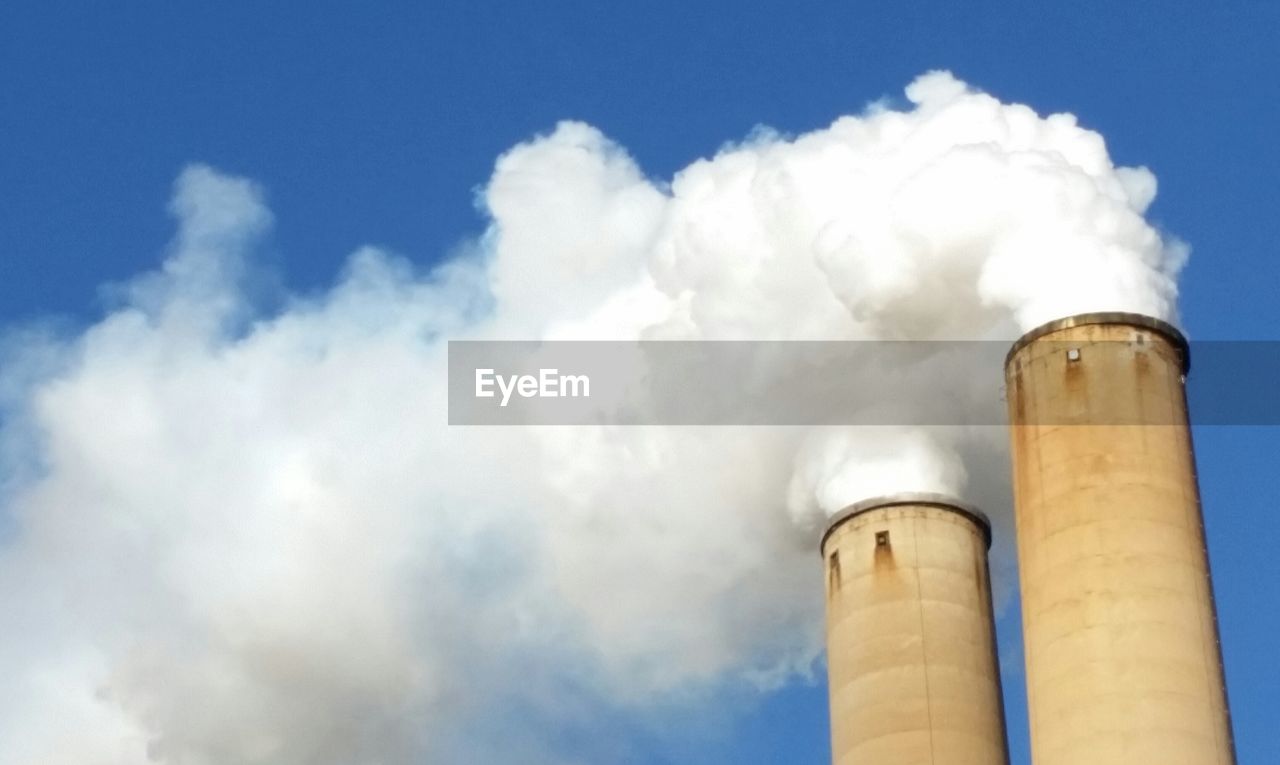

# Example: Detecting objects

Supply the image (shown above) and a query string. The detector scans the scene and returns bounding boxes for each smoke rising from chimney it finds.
[0,72,1187,763]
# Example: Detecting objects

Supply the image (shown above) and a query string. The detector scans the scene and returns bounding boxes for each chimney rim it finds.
[1004,311,1189,374]
[819,491,992,553]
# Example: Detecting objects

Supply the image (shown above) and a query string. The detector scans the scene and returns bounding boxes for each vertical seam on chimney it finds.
[912,515,938,764]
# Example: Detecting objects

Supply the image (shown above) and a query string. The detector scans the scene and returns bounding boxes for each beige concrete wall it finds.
[1005,314,1235,765]
[822,497,1009,765]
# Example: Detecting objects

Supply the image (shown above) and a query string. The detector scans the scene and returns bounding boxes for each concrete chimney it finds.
[1005,312,1235,765]
[821,492,1010,765]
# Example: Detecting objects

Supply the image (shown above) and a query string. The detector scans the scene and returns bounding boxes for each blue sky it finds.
[2,2,1278,763]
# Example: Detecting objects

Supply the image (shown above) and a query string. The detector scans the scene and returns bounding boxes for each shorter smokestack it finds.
[821,492,1010,765]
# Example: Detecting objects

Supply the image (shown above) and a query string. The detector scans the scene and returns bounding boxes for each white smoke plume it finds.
[0,72,1186,763]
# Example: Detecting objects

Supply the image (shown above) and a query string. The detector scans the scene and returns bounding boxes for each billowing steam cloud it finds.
[0,72,1185,763]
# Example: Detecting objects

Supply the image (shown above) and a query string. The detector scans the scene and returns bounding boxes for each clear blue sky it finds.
[2,2,1277,763]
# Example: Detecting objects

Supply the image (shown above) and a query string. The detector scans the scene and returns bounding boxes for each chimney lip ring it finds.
[1004,311,1189,374]
[820,491,991,553]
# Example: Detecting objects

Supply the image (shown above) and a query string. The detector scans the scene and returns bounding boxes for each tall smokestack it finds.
[1005,312,1236,765]
[821,492,1010,765]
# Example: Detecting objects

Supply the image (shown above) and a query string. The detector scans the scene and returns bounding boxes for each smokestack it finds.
[821,492,1010,765]
[1005,312,1236,765]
